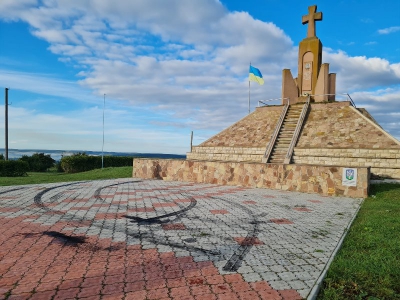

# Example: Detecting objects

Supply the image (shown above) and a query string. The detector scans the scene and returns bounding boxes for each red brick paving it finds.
[0,211,303,300]
[234,237,264,246]
[174,199,192,203]
[270,218,294,225]
[308,200,323,203]
[293,207,312,212]
[209,209,229,214]
[242,200,257,205]
[153,202,178,208]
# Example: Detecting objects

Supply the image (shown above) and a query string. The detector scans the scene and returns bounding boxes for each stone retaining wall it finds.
[293,148,400,179]
[187,146,264,162]
[133,158,369,198]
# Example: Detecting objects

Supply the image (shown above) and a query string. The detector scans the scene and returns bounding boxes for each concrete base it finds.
[133,159,370,198]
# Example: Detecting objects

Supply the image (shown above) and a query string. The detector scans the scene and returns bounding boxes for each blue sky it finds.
[0,0,399,155]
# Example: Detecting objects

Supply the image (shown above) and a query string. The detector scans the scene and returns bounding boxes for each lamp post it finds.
[102,93,105,169]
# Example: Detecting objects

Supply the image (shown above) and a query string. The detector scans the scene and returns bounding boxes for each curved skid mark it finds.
[0,187,27,196]
[32,181,260,265]
[211,197,266,272]
[125,194,197,224]
[93,181,140,201]
[33,182,85,209]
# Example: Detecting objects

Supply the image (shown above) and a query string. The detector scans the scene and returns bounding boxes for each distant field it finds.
[0,166,132,186]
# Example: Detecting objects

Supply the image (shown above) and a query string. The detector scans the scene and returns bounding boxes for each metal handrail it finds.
[262,99,290,163]
[283,96,310,164]
[310,93,356,108]
[346,93,356,108]
[258,97,289,107]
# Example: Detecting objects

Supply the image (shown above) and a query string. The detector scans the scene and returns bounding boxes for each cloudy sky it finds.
[0,0,399,155]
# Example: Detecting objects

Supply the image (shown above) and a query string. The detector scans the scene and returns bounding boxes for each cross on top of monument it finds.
[302,5,323,38]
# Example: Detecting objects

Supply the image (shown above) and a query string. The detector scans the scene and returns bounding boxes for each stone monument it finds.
[134,5,400,197]
[282,5,336,104]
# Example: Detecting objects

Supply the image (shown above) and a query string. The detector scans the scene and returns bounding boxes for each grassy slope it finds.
[0,166,133,186]
[318,183,400,299]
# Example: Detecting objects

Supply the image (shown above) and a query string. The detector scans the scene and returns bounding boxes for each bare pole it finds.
[5,88,9,161]
[102,93,105,169]
[190,131,193,152]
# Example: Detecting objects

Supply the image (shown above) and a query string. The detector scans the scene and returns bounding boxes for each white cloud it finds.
[0,0,399,151]
[0,103,192,154]
[324,50,400,91]
[378,26,400,35]
[0,70,98,104]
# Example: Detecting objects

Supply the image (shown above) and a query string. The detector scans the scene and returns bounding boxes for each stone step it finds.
[280,127,295,131]
[274,146,289,151]
[274,143,290,148]
[265,104,305,163]
[276,137,292,142]
[280,129,296,134]
[281,124,296,128]
[269,158,285,163]
[271,150,287,155]
[284,120,299,124]
[278,133,295,138]
[282,123,297,128]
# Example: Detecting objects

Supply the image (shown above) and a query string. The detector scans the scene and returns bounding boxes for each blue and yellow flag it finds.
[249,65,264,85]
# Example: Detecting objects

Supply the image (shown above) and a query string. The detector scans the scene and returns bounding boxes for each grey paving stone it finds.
[268,280,291,290]
[0,178,362,299]
[260,272,279,281]
[242,272,262,282]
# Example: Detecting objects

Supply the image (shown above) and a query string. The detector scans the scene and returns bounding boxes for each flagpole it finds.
[248,62,251,114]
[248,80,250,114]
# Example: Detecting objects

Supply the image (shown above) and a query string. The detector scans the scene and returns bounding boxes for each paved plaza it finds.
[0,179,362,300]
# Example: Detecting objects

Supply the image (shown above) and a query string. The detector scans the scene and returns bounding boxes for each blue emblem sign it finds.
[342,168,357,186]
[346,169,354,180]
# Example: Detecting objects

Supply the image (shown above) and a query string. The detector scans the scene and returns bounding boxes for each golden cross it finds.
[302,5,323,38]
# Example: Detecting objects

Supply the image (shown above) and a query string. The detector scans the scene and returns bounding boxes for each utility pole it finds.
[5,88,9,160]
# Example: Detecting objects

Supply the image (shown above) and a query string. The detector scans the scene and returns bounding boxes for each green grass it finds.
[0,166,133,186]
[318,183,400,300]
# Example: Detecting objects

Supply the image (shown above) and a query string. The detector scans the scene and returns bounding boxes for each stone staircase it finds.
[268,105,303,163]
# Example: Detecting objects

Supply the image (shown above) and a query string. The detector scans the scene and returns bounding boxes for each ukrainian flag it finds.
[249,65,264,85]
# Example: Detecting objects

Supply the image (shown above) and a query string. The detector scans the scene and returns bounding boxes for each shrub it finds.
[60,153,133,173]
[19,153,55,172]
[0,160,29,177]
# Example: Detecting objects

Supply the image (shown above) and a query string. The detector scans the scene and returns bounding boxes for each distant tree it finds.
[19,153,55,172]
[0,154,4,160]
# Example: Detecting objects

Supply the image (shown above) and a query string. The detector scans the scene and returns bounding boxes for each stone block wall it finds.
[187,146,264,162]
[186,101,400,179]
[133,158,369,198]
[293,148,400,179]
